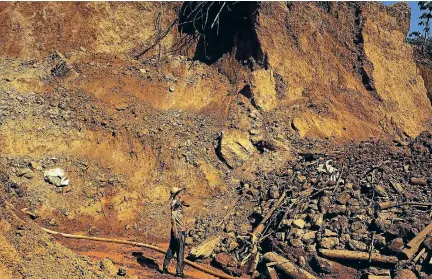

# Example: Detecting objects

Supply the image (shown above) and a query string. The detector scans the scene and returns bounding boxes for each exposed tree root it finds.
[41,227,237,279]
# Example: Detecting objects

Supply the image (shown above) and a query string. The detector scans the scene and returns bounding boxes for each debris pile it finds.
[190,133,432,279]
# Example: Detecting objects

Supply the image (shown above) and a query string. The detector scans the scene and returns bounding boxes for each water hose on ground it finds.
[41,227,237,279]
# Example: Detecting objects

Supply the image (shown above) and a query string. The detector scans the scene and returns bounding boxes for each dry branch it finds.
[368,232,376,263]
[413,247,426,263]
[266,266,279,279]
[210,2,226,30]
[246,189,287,274]
[253,191,287,239]
[135,18,178,59]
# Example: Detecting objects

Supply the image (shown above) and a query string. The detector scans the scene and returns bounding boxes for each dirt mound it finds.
[418,64,432,104]
[0,195,133,279]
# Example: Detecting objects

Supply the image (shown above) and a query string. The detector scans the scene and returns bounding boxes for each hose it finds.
[41,227,237,279]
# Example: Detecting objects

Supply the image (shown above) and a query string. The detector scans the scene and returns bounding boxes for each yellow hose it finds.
[41,227,238,279]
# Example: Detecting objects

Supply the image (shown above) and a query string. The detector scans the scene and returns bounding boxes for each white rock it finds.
[44,168,69,187]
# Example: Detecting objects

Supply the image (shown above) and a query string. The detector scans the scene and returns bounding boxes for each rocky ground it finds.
[0,2,432,279]
[181,132,431,279]
[2,131,431,279]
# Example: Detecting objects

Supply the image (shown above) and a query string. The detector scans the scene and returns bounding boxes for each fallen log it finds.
[262,252,316,279]
[402,223,432,260]
[319,249,398,265]
[41,227,236,279]
[266,266,279,279]
[248,252,260,275]
[378,201,432,210]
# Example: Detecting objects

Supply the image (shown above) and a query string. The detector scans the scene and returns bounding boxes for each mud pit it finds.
[0,2,432,279]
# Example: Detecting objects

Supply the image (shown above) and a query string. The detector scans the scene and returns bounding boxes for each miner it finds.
[161,187,190,277]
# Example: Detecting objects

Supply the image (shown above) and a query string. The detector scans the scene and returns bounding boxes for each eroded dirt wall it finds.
[255,2,431,139]
[0,2,180,58]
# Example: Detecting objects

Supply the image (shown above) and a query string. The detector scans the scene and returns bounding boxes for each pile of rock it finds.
[198,134,431,279]
[187,217,215,246]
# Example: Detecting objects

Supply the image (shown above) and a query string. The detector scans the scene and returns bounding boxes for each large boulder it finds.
[218,130,257,168]
[250,69,278,111]
[189,236,222,259]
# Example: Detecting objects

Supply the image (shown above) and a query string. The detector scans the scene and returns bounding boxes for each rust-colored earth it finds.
[0,2,431,279]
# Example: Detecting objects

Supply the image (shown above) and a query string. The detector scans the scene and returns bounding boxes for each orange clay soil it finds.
[0,2,431,279]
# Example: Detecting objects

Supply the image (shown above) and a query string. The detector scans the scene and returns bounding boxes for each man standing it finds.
[162,187,189,277]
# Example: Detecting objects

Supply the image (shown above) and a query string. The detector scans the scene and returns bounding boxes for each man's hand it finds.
[181,200,190,207]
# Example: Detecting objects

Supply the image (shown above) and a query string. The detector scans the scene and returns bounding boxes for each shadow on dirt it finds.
[132,252,160,271]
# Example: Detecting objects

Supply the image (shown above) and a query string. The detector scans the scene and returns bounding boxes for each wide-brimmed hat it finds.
[170,187,185,198]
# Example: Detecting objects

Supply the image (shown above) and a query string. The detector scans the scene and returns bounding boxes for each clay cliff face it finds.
[255,2,431,139]
[0,0,430,219]
[418,64,432,104]
[0,2,430,140]
[0,2,180,59]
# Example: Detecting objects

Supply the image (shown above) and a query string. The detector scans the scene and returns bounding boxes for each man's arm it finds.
[181,199,190,207]
[172,216,179,238]
[181,201,190,207]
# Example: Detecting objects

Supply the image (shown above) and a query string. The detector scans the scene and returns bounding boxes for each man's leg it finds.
[176,232,186,276]
[163,233,177,272]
